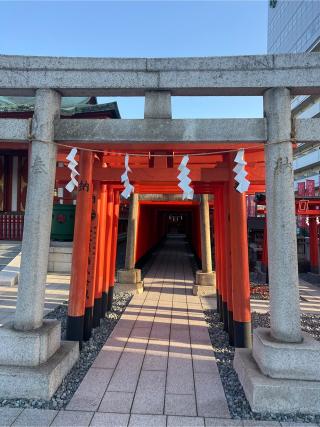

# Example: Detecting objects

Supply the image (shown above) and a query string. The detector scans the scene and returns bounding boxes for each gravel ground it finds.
[204,309,320,424]
[0,291,132,410]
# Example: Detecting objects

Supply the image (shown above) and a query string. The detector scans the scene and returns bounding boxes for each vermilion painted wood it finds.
[229,183,251,324]
[309,217,319,271]
[109,190,120,292]
[68,150,93,318]
[94,184,108,304]
[102,186,114,300]
[86,182,100,311]
[224,182,233,315]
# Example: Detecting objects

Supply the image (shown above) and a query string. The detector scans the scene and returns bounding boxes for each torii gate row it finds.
[56,146,265,347]
[0,53,320,414]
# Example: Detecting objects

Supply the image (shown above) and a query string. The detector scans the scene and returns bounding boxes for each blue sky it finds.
[1,1,268,118]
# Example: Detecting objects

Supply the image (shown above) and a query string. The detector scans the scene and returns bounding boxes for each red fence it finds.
[0,213,24,240]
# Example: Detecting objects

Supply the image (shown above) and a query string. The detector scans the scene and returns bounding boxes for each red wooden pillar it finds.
[213,191,223,321]
[229,161,252,348]
[66,151,93,341]
[102,186,114,317]
[309,217,319,274]
[107,190,120,311]
[223,182,234,345]
[217,188,229,332]
[83,182,100,340]
[93,183,108,327]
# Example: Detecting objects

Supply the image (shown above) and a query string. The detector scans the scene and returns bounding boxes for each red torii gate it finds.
[55,144,266,348]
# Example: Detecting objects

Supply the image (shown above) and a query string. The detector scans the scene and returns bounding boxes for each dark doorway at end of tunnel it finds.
[167,212,188,235]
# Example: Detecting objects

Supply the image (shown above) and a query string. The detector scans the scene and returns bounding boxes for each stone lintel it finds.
[0,320,61,367]
[253,327,320,381]
[0,341,79,399]
[1,53,320,96]
[0,118,319,145]
[234,348,320,414]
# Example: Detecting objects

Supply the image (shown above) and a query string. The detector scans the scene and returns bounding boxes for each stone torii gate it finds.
[0,53,320,413]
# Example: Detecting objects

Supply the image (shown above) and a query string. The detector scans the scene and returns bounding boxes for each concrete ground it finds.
[0,237,319,426]
[0,273,69,326]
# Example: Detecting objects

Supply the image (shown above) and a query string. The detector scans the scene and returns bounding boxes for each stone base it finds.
[195,270,216,286]
[0,270,19,287]
[0,320,61,366]
[0,341,79,399]
[192,284,216,297]
[118,268,142,284]
[234,348,320,414]
[253,327,320,381]
[193,271,216,296]
[115,281,144,295]
[117,268,144,294]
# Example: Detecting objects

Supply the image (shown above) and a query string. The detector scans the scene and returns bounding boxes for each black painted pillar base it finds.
[233,320,252,348]
[93,298,102,328]
[219,294,223,322]
[222,301,228,332]
[107,286,114,311]
[101,291,108,318]
[83,307,93,341]
[66,315,84,342]
[216,290,220,314]
[228,310,234,346]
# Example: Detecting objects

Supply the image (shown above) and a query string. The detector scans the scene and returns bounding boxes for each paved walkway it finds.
[1,237,320,426]
[64,236,230,425]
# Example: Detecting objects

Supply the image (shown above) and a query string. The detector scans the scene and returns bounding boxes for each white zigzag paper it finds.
[65,148,79,193]
[178,155,194,200]
[233,149,250,193]
[121,153,134,199]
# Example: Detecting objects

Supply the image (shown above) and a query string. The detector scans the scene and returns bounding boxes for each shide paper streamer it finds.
[65,148,79,193]
[121,153,134,199]
[178,155,194,200]
[233,149,250,193]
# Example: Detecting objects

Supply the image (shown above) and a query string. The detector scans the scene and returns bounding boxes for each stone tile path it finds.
[1,237,320,426]
[66,236,230,423]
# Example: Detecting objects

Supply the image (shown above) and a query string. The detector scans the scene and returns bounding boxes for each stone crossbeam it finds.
[0,117,320,144]
[0,53,320,96]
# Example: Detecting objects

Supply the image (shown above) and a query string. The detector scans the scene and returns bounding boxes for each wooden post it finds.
[102,186,114,317]
[107,190,120,311]
[66,151,93,341]
[309,217,319,274]
[224,182,234,345]
[83,181,100,340]
[93,183,107,327]
[229,156,252,348]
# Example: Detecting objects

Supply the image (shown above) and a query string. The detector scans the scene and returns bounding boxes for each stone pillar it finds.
[118,193,143,293]
[233,88,320,414]
[15,89,61,331]
[194,194,216,296]
[0,89,78,399]
[264,87,301,343]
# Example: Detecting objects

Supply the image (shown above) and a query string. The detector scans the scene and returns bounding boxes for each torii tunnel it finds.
[54,144,266,348]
